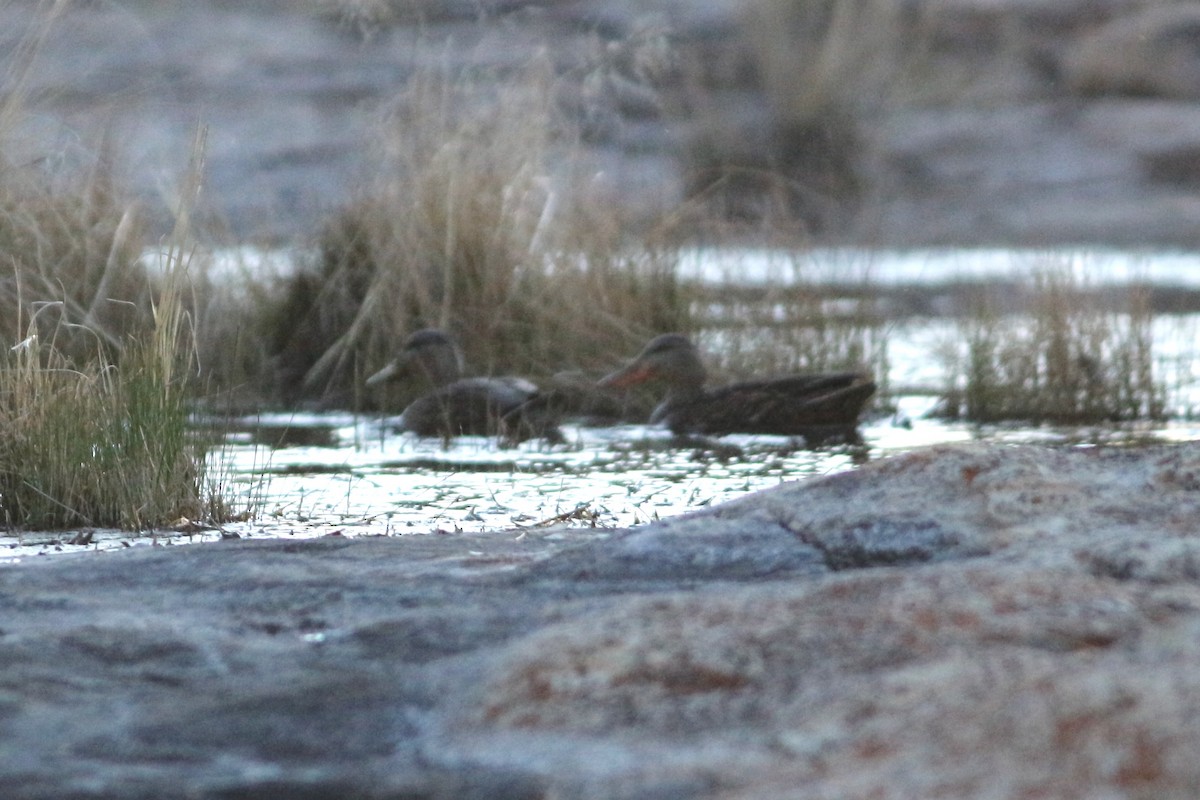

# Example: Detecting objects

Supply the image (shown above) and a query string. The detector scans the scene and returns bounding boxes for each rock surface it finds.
[6,442,1200,798]
[7,0,1200,246]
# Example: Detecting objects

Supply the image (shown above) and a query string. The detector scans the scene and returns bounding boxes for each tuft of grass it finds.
[0,1,150,363]
[0,224,228,530]
[0,331,204,530]
[266,52,693,409]
[0,3,237,531]
[742,0,905,125]
[937,266,1165,424]
[721,0,1039,235]
[0,172,150,352]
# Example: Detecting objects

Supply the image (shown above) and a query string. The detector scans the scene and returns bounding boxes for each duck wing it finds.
[660,373,875,437]
[398,377,537,438]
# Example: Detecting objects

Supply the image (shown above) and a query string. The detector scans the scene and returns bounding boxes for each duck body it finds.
[395,376,543,438]
[600,333,875,440]
[648,373,876,439]
[367,329,561,443]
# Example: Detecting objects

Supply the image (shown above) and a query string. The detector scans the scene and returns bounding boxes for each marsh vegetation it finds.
[0,3,1190,535]
[0,133,230,529]
[937,268,1165,424]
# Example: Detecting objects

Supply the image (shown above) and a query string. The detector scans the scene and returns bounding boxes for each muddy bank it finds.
[7,0,1200,247]
[5,442,1200,797]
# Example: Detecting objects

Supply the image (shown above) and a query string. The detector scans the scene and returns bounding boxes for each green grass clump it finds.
[0,333,205,530]
[266,55,693,409]
[0,211,231,530]
[940,267,1165,424]
[0,3,236,529]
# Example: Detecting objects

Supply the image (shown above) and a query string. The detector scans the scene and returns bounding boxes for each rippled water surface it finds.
[212,402,1200,534]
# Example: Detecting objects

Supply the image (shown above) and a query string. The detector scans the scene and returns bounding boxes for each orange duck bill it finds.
[597,361,658,390]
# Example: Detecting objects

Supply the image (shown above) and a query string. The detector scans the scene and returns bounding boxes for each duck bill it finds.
[365,361,400,386]
[598,362,656,390]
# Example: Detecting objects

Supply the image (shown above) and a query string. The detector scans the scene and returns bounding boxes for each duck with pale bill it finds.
[367,329,563,444]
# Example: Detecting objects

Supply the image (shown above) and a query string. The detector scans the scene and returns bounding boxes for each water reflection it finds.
[220,415,874,534]
[206,398,1193,543]
[206,418,342,449]
[4,390,1197,563]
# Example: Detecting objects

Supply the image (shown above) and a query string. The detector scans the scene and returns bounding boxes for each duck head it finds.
[598,333,707,396]
[366,328,465,388]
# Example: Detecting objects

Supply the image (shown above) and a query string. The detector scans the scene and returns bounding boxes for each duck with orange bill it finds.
[599,333,875,443]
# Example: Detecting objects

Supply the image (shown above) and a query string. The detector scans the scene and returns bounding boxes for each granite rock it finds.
[5,442,1200,797]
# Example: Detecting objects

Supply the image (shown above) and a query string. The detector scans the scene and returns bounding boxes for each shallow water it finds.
[7,395,1198,564]
[7,248,1200,562]
[211,382,1200,536]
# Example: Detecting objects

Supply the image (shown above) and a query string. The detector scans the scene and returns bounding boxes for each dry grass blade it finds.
[939,265,1165,424]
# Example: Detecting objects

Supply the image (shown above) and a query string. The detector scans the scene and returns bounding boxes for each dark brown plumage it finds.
[367,329,562,444]
[599,333,875,441]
